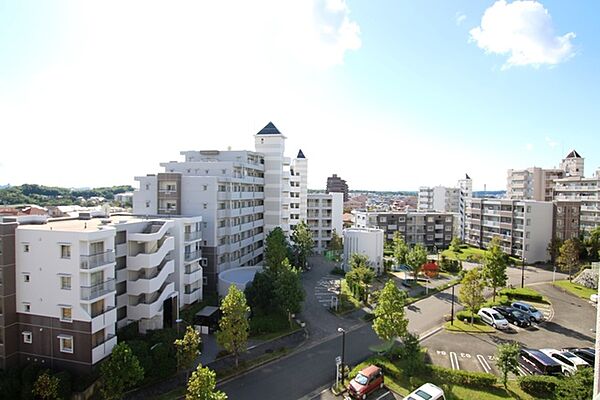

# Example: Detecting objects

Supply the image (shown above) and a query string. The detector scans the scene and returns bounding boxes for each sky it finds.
[1,0,599,191]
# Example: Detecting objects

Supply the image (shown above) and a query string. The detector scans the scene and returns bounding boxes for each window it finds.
[23,244,30,253]
[22,331,32,344]
[203,276,208,286]
[203,203,208,209]
[23,303,31,312]
[59,335,73,353]
[427,226,434,231]
[145,201,150,208]
[23,273,30,283]
[203,185,208,191]
[60,245,71,259]
[60,276,71,290]
[203,222,207,228]
[145,184,150,190]
[60,307,72,322]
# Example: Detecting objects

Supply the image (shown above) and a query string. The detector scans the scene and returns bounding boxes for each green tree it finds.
[290,220,314,270]
[100,342,144,400]
[459,268,485,324]
[547,237,563,263]
[275,259,305,326]
[585,226,600,261]
[396,332,424,378]
[217,285,250,368]
[185,364,227,400]
[406,244,427,282]
[557,239,580,281]
[328,229,343,254]
[555,367,593,400]
[450,237,462,253]
[244,270,276,314]
[264,227,289,274]
[32,371,60,400]
[392,232,409,268]
[372,280,408,342]
[345,254,375,302]
[496,343,520,389]
[174,326,202,381]
[482,237,508,302]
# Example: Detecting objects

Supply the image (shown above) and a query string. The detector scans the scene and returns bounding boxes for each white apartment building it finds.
[458,174,473,240]
[133,122,310,294]
[307,192,344,254]
[553,167,600,236]
[506,150,584,201]
[464,198,553,263]
[343,228,384,275]
[2,213,202,373]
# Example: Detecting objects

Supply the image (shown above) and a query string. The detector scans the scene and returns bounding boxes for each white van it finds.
[404,383,446,400]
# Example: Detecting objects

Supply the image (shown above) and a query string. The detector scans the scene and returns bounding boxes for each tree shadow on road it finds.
[538,321,594,343]
[432,291,455,304]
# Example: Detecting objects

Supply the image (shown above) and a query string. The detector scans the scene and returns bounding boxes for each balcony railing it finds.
[81,278,116,301]
[80,250,115,270]
[185,264,202,275]
[184,250,203,262]
[184,231,203,241]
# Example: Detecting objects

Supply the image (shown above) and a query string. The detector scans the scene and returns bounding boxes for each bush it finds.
[455,310,481,324]
[0,367,21,400]
[482,295,511,309]
[427,365,496,388]
[249,312,289,336]
[499,288,545,303]
[330,267,345,276]
[518,375,560,397]
[54,371,72,400]
[20,363,42,400]
[440,256,462,273]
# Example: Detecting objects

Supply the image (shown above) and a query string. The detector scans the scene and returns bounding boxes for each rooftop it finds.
[256,121,282,135]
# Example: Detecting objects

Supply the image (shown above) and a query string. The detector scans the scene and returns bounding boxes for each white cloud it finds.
[525,143,534,151]
[455,12,467,26]
[545,136,559,148]
[469,0,575,69]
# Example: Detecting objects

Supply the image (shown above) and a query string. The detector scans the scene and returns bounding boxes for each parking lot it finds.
[422,283,596,375]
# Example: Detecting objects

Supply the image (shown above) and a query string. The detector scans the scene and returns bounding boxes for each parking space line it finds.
[450,352,460,370]
[375,391,391,400]
[476,355,492,374]
[516,366,526,376]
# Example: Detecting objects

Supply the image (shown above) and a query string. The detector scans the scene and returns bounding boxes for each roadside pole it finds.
[594,270,600,396]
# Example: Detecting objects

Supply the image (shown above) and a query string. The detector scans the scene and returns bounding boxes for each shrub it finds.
[440,257,462,273]
[54,371,72,400]
[20,363,43,400]
[427,365,496,388]
[455,310,481,324]
[482,295,511,309]
[330,267,346,276]
[518,375,560,397]
[0,367,21,400]
[499,288,545,303]
[249,312,289,336]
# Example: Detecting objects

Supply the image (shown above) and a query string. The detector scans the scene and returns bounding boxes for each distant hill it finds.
[0,184,134,206]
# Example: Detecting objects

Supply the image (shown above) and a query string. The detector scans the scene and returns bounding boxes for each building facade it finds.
[326,174,349,202]
[343,228,384,275]
[506,167,564,201]
[307,192,344,254]
[553,168,600,237]
[464,198,553,263]
[353,210,454,250]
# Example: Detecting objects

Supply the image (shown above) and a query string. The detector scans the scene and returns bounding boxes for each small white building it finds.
[307,192,344,254]
[343,228,384,275]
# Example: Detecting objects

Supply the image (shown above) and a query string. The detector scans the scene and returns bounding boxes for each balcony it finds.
[185,250,203,263]
[128,259,175,296]
[91,307,117,333]
[184,231,203,242]
[184,264,202,285]
[92,334,117,364]
[81,278,116,301]
[128,236,174,271]
[80,250,115,270]
[128,282,175,320]
[183,288,202,305]
[129,223,172,242]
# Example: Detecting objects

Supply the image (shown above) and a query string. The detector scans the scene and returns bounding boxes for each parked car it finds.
[557,350,592,369]
[563,347,595,366]
[477,307,509,330]
[404,383,446,400]
[347,365,384,399]
[518,349,562,376]
[511,301,544,322]
[492,306,531,328]
[539,349,588,375]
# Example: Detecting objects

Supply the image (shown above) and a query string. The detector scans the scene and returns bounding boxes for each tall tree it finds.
[585,226,600,261]
[275,259,305,326]
[392,232,409,268]
[459,268,485,324]
[450,237,462,253]
[482,237,508,302]
[547,237,563,263]
[328,229,343,253]
[406,244,427,282]
[100,343,144,400]
[290,220,314,270]
[185,364,227,400]
[244,270,276,315]
[174,326,202,381]
[32,371,60,400]
[372,280,408,342]
[557,239,580,281]
[345,254,375,302]
[264,227,289,274]
[217,285,250,368]
[496,343,520,389]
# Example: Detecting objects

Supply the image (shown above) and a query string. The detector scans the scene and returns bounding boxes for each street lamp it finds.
[450,284,455,326]
[521,256,526,289]
[338,327,346,380]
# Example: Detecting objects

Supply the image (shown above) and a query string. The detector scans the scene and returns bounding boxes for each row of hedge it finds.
[455,310,482,324]
[518,375,559,397]
[426,365,496,388]
[499,288,546,303]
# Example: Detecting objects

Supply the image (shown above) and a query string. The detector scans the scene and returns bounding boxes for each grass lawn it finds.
[250,321,300,341]
[444,319,495,333]
[553,280,596,300]
[442,245,520,264]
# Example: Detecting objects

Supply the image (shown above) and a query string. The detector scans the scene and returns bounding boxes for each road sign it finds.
[335,356,342,365]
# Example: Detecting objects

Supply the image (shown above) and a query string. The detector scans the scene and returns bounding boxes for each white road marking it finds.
[375,391,391,400]
[450,352,460,370]
[477,354,492,374]
[516,366,527,376]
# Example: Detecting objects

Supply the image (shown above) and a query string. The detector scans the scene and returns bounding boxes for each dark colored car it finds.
[493,306,531,327]
[564,348,595,366]
[518,349,562,376]
[348,365,384,399]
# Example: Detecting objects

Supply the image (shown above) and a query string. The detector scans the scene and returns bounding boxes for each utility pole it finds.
[451,284,455,326]
[521,256,525,289]
[594,271,600,396]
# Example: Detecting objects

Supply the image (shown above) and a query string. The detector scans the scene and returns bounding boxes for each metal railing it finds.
[184,231,203,241]
[185,264,202,275]
[81,278,116,301]
[80,250,115,270]
[184,250,203,262]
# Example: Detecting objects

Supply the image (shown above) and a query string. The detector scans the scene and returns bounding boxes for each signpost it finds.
[335,356,342,388]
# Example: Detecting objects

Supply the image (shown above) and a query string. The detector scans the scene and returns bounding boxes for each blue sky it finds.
[0,1,598,191]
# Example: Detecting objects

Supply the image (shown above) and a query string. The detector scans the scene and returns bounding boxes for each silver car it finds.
[511,302,543,322]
